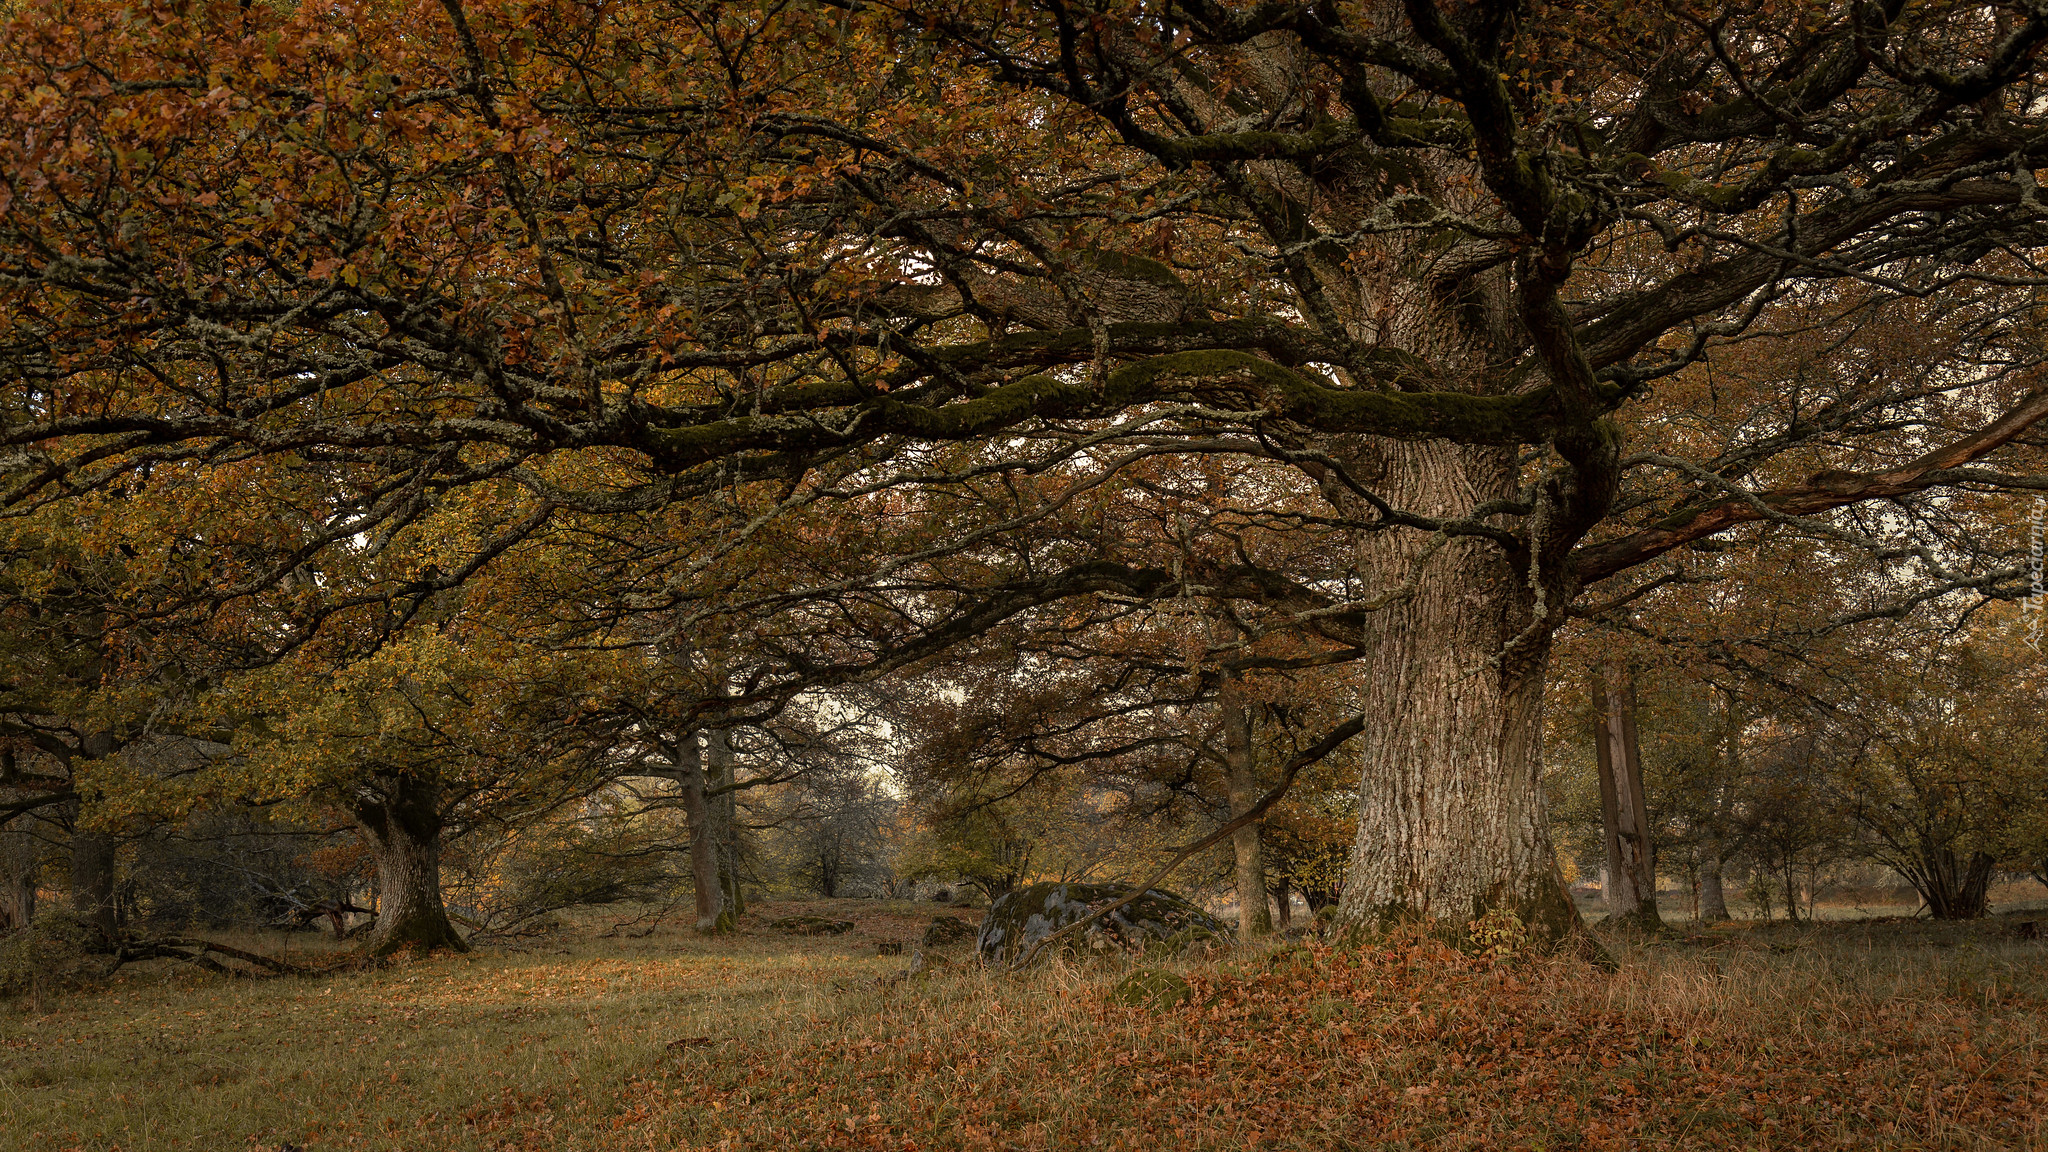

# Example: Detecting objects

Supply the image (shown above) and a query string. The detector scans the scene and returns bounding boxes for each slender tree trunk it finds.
[1270,879,1292,929]
[1960,853,1994,917]
[1699,845,1731,922]
[671,733,729,933]
[1331,442,1582,944]
[352,771,467,956]
[1701,688,1741,924]
[705,727,744,925]
[1222,674,1272,941]
[1907,848,1995,919]
[1593,668,1661,930]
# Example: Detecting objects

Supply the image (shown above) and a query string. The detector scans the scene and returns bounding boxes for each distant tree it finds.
[895,774,1134,902]
[754,767,898,899]
[898,803,1038,903]
[1828,630,2048,919]
[221,623,622,954]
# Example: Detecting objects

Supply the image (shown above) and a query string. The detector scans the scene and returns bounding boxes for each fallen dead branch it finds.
[103,936,312,978]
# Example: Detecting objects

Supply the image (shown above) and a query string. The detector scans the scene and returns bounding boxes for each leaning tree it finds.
[5,0,2048,943]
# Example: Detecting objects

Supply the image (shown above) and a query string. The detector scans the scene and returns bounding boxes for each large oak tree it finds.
[5,0,2048,942]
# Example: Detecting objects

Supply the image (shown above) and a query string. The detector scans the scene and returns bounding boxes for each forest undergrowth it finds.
[3,901,2044,1152]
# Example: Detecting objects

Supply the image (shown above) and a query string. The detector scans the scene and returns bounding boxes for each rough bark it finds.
[69,732,121,940]
[0,754,37,933]
[1698,846,1731,922]
[1227,28,1605,945]
[706,726,744,924]
[1331,441,1583,945]
[1593,669,1661,930]
[69,829,117,940]
[1222,675,1272,941]
[673,733,730,934]
[1699,688,1739,923]
[1,822,38,931]
[352,771,468,956]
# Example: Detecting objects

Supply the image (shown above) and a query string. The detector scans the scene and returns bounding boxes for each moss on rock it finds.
[0,911,114,999]
[1108,967,1193,1011]
[975,881,1225,964]
[920,916,977,948]
[769,915,854,936]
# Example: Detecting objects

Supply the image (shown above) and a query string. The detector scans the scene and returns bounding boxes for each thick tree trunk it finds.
[1593,668,1661,930]
[1222,675,1272,941]
[1,822,38,932]
[1698,845,1730,922]
[69,829,117,941]
[69,732,121,940]
[353,772,467,956]
[1332,441,1583,945]
[1140,35,1611,953]
[1,871,32,931]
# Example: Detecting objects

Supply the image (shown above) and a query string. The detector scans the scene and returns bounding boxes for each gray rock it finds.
[975,881,1224,964]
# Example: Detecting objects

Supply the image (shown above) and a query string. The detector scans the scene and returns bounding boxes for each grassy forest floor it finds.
[3,898,2045,1152]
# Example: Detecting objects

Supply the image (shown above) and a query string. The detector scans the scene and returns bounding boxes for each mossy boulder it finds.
[976,881,1224,964]
[769,915,854,936]
[920,916,977,948]
[0,912,114,999]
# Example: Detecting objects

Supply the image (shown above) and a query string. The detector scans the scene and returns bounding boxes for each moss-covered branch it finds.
[640,347,1571,469]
